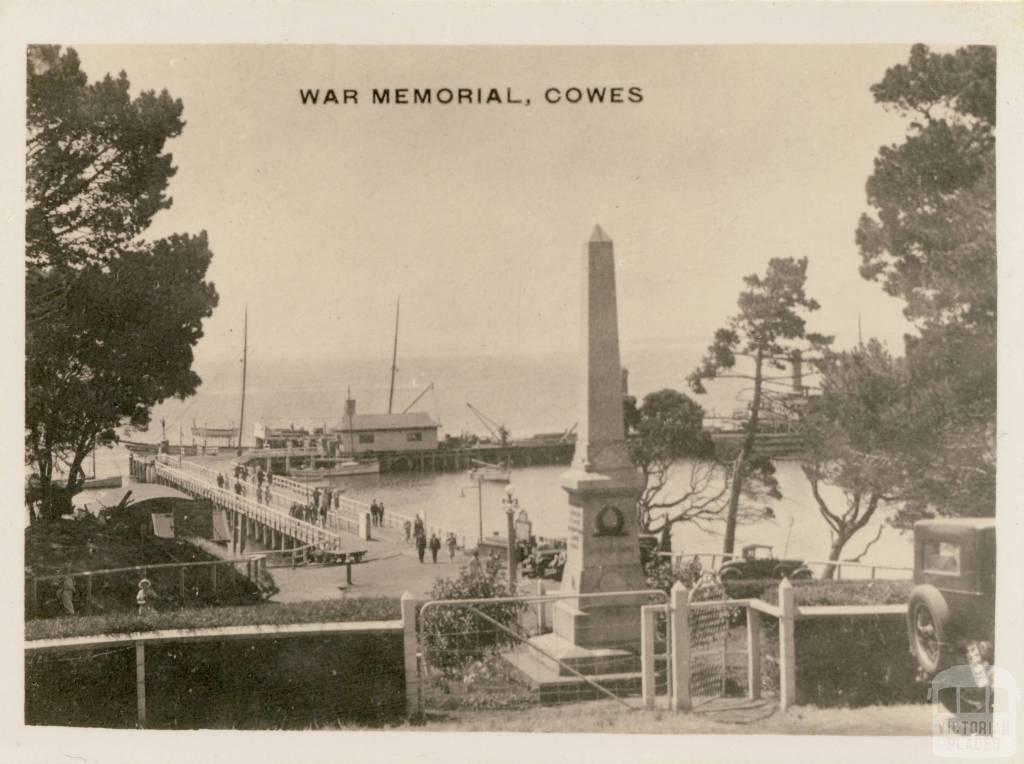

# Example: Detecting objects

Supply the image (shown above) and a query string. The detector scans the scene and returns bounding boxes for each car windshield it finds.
[923,540,961,575]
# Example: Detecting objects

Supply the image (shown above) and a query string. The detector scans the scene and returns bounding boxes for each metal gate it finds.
[685,575,773,718]
[415,590,670,713]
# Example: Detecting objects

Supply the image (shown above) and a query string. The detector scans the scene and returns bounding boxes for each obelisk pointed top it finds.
[589,225,612,244]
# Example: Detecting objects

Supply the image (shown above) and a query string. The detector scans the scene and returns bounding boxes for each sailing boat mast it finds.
[237,306,248,453]
[347,386,356,455]
[387,298,400,414]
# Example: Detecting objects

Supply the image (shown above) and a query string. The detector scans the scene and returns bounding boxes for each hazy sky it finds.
[73,45,914,368]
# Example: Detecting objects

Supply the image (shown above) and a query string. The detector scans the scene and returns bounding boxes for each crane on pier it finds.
[466,403,510,445]
[401,382,435,414]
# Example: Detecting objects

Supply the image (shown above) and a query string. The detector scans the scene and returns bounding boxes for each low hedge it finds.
[757,578,913,607]
[791,614,921,707]
[25,597,402,641]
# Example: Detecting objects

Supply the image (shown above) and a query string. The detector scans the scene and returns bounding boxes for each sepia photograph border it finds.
[2,2,1023,763]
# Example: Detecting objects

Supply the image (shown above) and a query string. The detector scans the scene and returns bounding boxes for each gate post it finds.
[533,580,547,632]
[401,591,421,717]
[670,581,691,711]
[778,578,796,709]
[747,606,762,700]
[641,604,659,710]
[135,641,147,728]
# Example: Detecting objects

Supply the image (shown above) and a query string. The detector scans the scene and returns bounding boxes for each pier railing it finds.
[165,459,362,538]
[164,457,468,552]
[153,462,354,547]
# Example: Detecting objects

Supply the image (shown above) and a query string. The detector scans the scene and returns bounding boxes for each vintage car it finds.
[521,541,567,581]
[638,533,661,567]
[908,518,996,680]
[717,544,813,581]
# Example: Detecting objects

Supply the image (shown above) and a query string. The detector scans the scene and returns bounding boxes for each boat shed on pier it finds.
[254,410,440,455]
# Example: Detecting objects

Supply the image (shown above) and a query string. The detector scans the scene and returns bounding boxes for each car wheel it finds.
[908,586,952,677]
[772,564,790,579]
[719,567,742,582]
[791,567,813,581]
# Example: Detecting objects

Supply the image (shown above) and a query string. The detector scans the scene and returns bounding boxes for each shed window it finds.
[407,431,423,442]
[358,433,375,444]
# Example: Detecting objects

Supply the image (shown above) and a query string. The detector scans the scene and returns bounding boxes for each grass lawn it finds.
[357,699,931,735]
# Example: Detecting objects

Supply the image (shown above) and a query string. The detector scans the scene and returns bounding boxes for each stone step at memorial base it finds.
[502,633,665,705]
[514,632,642,676]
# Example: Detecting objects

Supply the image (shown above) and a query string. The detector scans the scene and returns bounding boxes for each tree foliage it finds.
[626,389,743,536]
[857,45,995,330]
[800,341,908,576]
[26,46,218,521]
[688,257,831,554]
[26,46,184,272]
[856,45,996,522]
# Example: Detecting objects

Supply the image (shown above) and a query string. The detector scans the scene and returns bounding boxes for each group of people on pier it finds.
[404,514,460,564]
[217,464,276,505]
[369,499,386,527]
[288,485,342,527]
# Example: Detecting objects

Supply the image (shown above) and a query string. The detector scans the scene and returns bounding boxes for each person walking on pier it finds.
[403,519,412,545]
[378,501,386,527]
[413,514,424,541]
[416,532,427,564]
[447,533,457,561]
[429,533,441,564]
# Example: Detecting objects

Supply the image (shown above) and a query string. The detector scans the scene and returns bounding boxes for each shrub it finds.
[420,555,524,676]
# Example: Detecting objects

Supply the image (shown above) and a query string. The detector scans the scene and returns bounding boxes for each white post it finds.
[641,605,658,710]
[670,581,690,711]
[401,591,420,717]
[747,607,762,700]
[533,579,547,632]
[779,578,796,710]
[135,641,147,728]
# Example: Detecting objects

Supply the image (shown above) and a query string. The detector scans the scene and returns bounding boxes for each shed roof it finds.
[332,412,439,432]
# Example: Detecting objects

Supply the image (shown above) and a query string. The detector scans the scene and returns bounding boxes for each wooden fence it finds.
[26,617,406,728]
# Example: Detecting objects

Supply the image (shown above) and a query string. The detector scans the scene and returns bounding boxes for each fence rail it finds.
[659,550,912,580]
[27,554,268,618]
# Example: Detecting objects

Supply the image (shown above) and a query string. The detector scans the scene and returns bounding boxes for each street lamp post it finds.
[476,472,484,546]
[502,485,519,589]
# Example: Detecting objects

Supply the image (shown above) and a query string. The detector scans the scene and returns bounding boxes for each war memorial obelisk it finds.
[551,224,647,650]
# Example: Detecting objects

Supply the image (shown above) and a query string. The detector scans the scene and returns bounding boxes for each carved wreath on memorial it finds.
[595,505,625,536]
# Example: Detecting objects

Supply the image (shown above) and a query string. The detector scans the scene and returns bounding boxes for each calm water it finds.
[92,348,913,571]
[338,460,913,571]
